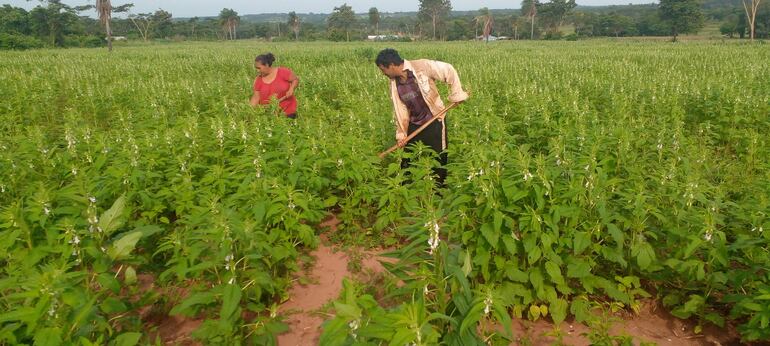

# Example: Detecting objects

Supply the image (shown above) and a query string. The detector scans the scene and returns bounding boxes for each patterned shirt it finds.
[396,70,433,125]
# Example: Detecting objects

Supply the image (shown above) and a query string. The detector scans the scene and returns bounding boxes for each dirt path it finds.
[508,300,741,345]
[276,215,392,346]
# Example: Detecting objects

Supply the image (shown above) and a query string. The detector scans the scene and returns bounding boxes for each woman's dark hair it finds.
[375,48,403,67]
[255,53,276,66]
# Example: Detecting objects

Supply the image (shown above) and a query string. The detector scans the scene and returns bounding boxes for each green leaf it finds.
[550,299,568,325]
[220,284,242,320]
[634,242,656,270]
[573,231,591,255]
[170,291,216,316]
[100,297,128,314]
[108,231,143,261]
[545,261,565,286]
[607,223,624,247]
[570,299,591,323]
[459,302,485,334]
[462,251,472,277]
[481,222,499,249]
[704,313,725,327]
[34,327,62,346]
[112,332,142,346]
[99,194,127,235]
[333,302,360,319]
[671,295,705,320]
[124,266,137,285]
[528,304,541,320]
[567,259,591,278]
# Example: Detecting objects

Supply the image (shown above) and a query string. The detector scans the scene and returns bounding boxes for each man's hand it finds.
[397,138,408,148]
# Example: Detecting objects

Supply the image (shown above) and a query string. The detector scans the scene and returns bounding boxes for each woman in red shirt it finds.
[249,53,300,119]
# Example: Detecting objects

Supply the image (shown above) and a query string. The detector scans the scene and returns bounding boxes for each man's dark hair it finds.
[255,52,275,66]
[375,48,404,67]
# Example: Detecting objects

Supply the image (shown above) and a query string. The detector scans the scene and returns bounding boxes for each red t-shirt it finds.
[253,67,298,116]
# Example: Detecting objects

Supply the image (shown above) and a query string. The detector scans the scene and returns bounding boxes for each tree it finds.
[369,7,380,35]
[539,0,576,33]
[658,0,705,41]
[219,8,239,40]
[86,1,133,52]
[447,18,471,40]
[0,5,31,35]
[597,13,635,37]
[742,0,763,40]
[474,7,494,41]
[288,11,300,40]
[720,10,747,38]
[152,9,172,39]
[418,0,452,40]
[521,0,540,39]
[29,0,80,46]
[128,12,152,41]
[188,17,199,39]
[327,3,357,41]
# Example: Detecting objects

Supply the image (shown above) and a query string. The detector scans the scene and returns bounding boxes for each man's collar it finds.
[401,59,413,72]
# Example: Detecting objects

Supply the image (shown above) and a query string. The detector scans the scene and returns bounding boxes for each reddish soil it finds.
[277,214,393,346]
[507,300,742,346]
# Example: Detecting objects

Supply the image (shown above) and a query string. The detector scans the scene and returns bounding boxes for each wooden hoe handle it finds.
[378,102,459,159]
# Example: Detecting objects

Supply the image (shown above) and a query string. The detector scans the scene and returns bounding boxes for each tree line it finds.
[1,0,767,50]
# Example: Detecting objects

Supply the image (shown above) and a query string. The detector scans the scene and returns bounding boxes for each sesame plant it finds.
[1,41,769,345]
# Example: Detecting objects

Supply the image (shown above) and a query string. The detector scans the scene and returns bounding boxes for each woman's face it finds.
[255,61,271,76]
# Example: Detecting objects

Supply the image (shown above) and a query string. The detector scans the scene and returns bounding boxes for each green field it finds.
[1,40,769,345]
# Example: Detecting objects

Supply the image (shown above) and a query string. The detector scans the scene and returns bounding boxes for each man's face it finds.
[377,64,402,80]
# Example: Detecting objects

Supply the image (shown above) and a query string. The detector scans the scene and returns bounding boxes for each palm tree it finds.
[474,7,494,42]
[96,0,113,51]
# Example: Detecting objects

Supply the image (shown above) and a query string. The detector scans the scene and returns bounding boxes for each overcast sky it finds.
[2,0,656,17]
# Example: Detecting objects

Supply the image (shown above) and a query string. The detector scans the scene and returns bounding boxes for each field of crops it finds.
[1,40,769,345]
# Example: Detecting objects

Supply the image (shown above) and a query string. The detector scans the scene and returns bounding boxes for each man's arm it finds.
[425,60,469,104]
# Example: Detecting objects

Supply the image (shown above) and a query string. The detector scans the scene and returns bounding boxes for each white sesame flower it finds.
[704,230,713,242]
[348,319,359,331]
[484,297,493,315]
[427,220,440,254]
[71,167,78,176]
[70,235,80,245]
[523,171,533,181]
[88,196,97,204]
[228,277,235,285]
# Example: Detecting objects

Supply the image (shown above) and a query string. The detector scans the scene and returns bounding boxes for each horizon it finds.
[2,0,657,18]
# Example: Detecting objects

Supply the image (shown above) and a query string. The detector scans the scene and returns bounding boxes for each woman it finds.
[249,53,300,119]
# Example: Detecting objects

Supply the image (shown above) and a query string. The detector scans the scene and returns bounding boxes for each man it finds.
[375,48,469,186]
